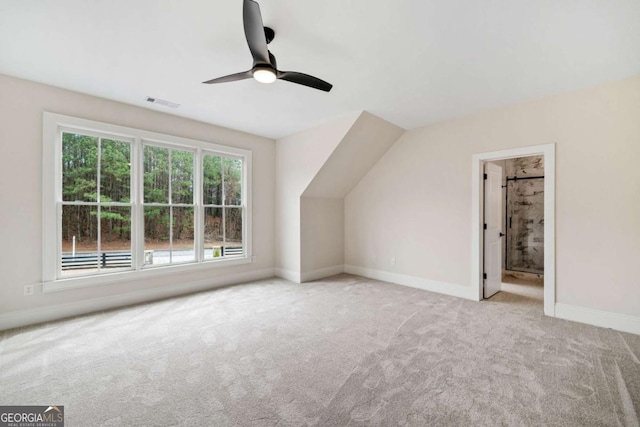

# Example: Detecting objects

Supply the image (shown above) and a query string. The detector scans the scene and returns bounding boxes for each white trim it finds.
[274,268,301,283]
[47,113,250,156]
[42,112,253,290]
[0,268,275,332]
[344,265,475,300]
[42,117,59,285]
[300,265,345,282]
[555,303,640,336]
[471,143,556,315]
[244,150,253,261]
[43,257,252,292]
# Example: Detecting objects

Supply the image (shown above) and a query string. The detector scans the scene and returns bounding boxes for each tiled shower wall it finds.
[506,156,544,274]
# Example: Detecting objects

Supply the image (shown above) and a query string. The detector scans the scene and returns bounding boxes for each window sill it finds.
[42,256,252,293]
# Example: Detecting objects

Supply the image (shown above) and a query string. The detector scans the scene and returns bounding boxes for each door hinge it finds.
[483,173,488,180]
[483,273,487,280]
[483,223,487,230]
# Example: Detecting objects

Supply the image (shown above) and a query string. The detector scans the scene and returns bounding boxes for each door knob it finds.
[499,232,505,237]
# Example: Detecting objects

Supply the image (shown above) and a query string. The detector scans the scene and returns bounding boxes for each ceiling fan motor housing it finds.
[264,27,275,44]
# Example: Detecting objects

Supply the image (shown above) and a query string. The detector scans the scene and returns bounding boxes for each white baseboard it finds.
[275,268,301,283]
[0,268,275,331]
[300,265,345,282]
[555,303,640,336]
[344,264,475,300]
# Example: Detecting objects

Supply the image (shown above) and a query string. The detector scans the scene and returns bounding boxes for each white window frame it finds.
[43,112,252,292]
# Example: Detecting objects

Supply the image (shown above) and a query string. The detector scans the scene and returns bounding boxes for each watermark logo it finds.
[0,406,64,427]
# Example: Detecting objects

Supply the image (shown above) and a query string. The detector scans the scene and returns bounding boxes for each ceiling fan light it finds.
[253,68,276,84]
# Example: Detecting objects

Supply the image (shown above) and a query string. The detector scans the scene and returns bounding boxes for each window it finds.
[43,113,252,291]
[202,155,244,260]
[142,145,196,266]
[61,133,133,276]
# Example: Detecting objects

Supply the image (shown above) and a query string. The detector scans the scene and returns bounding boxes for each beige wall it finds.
[0,73,275,316]
[275,114,358,279]
[276,112,404,280]
[346,75,640,318]
[300,197,344,276]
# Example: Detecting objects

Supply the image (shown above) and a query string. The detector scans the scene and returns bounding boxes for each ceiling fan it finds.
[203,0,333,92]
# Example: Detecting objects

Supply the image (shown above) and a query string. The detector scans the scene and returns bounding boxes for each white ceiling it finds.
[1,0,639,139]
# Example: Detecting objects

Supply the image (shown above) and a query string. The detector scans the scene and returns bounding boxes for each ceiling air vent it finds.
[145,97,180,108]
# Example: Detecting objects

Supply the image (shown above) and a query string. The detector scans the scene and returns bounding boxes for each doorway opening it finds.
[504,158,545,275]
[471,144,555,316]
[488,156,545,305]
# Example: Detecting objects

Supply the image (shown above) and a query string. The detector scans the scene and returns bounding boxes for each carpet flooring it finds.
[1,274,639,426]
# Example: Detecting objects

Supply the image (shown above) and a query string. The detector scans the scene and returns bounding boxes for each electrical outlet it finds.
[24,284,34,296]
[391,257,396,266]
[371,255,377,264]
[251,256,257,263]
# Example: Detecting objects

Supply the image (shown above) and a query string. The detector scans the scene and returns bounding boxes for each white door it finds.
[484,162,503,298]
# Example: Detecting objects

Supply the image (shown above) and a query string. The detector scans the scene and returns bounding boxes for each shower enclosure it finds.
[505,156,544,274]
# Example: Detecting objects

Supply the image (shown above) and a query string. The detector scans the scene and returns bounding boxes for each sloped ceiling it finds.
[302,112,404,198]
[1,0,639,139]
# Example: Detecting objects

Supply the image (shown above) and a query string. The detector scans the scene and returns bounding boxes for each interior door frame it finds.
[471,143,556,316]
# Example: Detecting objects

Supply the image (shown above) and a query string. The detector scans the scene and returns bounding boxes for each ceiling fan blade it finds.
[243,0,270,66]
[202,70,253,84]
[277,71,333,92]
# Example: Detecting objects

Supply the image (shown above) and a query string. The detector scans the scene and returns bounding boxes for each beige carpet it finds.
[1,274,639,426]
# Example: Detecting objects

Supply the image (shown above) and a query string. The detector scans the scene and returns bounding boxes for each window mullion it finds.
[221,158,226,255]
[242,159,246,257]
[168,150,173,263]
[97,138,102,271]
[97,204,102,272]
[134,137,143,271]
[195,148,203,263]
[97,137,102,204]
